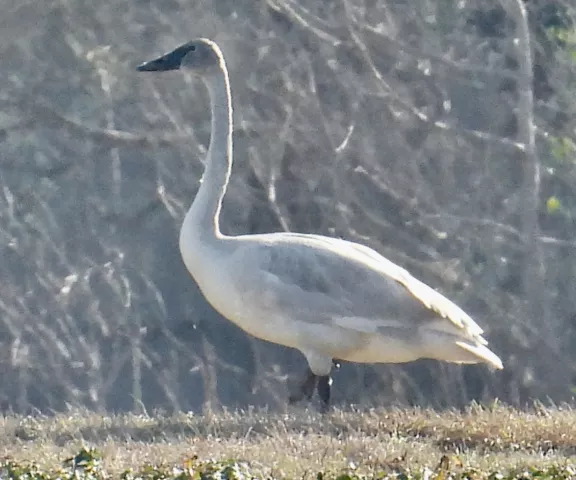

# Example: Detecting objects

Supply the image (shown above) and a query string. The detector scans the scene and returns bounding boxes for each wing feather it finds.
[233,233,482,338]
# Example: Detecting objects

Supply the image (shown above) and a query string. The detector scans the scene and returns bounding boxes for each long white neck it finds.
[181,64,232,244]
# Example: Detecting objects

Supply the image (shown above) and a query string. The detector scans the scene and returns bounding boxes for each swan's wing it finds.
[227,234,503,370]
[232,235,479,337]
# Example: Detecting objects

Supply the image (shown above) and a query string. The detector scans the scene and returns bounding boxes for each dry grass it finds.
[0,404,575,477]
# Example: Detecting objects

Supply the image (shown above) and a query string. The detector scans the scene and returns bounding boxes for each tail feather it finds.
[420,327,504,369]
[455,340,503,370]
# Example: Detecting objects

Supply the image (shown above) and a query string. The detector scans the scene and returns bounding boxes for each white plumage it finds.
[137,38,503,410]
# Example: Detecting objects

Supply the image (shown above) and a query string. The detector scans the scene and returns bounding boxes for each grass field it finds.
[0,404,575,479]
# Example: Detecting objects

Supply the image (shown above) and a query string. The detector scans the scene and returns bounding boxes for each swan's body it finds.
[137,39,503,410]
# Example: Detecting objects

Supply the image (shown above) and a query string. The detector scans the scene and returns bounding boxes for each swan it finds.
[137,38,503,411]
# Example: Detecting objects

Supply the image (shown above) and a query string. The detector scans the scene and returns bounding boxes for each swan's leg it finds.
[316,375,332,413]
[288,367,317,404]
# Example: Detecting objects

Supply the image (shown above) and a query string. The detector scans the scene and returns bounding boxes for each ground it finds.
[0,404,575,478]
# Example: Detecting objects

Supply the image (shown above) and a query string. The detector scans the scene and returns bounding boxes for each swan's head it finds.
[136,38,224,76]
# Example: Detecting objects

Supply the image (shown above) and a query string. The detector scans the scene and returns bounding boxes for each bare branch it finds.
[341,11,526,151]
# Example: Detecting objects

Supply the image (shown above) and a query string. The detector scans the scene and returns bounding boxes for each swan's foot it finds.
[316,375,331,413]
[288,367,317,405]
[288,367,332,413]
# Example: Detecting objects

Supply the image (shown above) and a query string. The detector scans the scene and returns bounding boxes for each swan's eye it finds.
[189,45,196,52]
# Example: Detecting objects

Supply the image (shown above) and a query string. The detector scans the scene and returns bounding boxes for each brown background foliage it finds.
[0,0,575,413]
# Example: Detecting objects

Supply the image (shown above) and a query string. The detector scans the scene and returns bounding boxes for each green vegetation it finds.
[0,405,575,479]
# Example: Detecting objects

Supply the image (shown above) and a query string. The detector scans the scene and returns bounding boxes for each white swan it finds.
[137,39,503,411]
